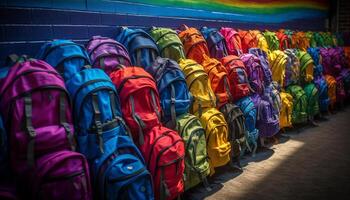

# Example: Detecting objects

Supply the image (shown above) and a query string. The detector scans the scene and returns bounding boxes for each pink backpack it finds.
[220,27,243,56]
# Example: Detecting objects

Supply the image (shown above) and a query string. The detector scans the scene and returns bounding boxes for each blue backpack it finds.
[200,26,228,59]
[116,27,159,70]
[249,48,273,86]
[65,68,154,200]
[235,96,259,155]
[147,57,192,127]
[36,40,91,81]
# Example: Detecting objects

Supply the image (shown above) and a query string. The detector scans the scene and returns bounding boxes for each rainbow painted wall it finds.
[108,0,329,24]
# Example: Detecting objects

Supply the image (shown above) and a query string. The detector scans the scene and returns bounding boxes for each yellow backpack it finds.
[268,50,288,87]
[178,59,216,116]
[251,30,269,53]
[196,107,231,175]
[279,92,294,128]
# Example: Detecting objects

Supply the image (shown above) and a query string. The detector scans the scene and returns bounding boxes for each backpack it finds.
[110,66,161,145]
[201,55,232,109]
[235,96,258,155]
[65,68,127,157]
[249,48,273,86]
[251,94,280,138]
[250,30,269,53]
[335,76,346,105]
[325,75,337,107]
[200,27,228,59]
[195,108,231,173]
[178,25,209,64]
[238,30,257,53]
[168,113,210,191]
[276,30,290,50]
[16,150,92,200]
[86,36,131,75]
[221,55,251,101]
[306,32,317,48]
[268,50,288,87]
[93,135,153,200]
[263,31,280,51]
[240,53,265,95]
[264,82,282,115]
[303,83,320,117]
[138,125,185,200]
[178,59,216,116]
[314,76,330,112]
[147,57,192,126]
[340,68,350,98]
[36,40,91,81]
[149,27,185,62]
[219,103,246,167]
[116,27,159,69]
[0,180,18,200]
[286,85,308,124]
[279,92,293,128]
[0,58,75,172]
[284,49,301,87]
[297,50,314,84]
[219,27,242,56]
[320,48,343,77]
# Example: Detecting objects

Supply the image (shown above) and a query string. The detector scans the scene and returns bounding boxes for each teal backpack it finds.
[286,85,308,124]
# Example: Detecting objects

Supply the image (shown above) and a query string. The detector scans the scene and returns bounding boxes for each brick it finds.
[70,11,101,25]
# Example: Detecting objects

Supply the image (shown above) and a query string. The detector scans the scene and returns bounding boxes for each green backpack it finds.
[263,31,280,51]
[304,83,320,117]
[286,85,308,124]
[170,113,210,191]
[149,27,185,62]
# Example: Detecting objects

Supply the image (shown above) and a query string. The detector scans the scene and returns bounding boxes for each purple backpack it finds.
[0,58,74,170]
[240,53,265,94]
[200,27,228,59]
[251,93,279,138]
[86,36,131,74]
[248,48,273,86]
[320,48,343,77]
[23,150,92,200]
[0,58,92,199]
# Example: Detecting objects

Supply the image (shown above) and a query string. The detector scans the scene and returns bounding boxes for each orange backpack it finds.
[201,54,233,109]
[178,25,209,64]
[238,30,257,53]
[325,75,337,107]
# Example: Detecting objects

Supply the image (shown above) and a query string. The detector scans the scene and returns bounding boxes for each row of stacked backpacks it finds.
[0,25,349,200]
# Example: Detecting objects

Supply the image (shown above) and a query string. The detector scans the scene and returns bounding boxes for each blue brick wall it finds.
[0,5,326,67]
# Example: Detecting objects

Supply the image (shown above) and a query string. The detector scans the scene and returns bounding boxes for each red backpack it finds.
[221,55,251,101]
[138,125,185,200]
[276,31,290,50]
[109,66,161,145]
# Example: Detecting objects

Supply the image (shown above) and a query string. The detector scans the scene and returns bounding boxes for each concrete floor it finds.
[185,107,350,200]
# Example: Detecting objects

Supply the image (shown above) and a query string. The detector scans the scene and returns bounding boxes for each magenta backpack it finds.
[86,36,131,74]
[220,27,242,56]
[0,57,75,170]
[20,150,92,200]
[240,53,265,94]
